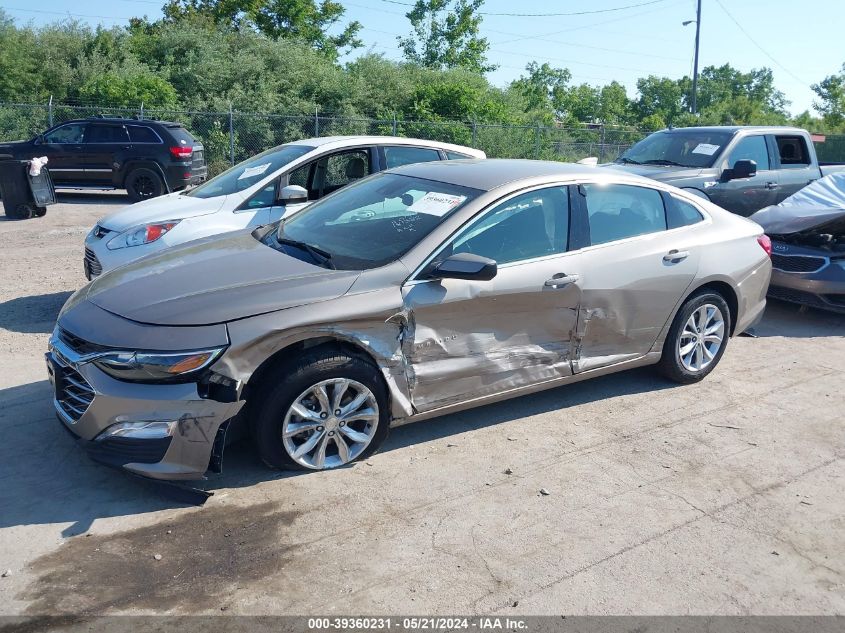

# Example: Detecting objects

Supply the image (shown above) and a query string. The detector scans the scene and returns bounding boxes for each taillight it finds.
[170,146,193,159]
[757,234,772,257]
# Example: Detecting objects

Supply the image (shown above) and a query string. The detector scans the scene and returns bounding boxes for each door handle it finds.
[544,273,579,288]
[765,181,779,190]
[663,250,690,262]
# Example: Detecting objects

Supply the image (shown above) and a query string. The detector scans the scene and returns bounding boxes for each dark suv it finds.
[0,117,207,201]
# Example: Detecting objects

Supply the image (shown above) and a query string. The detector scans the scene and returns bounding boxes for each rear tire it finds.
[5,203,35,220]
[251,350,390,471]
[657,290,731,384]
[126,167,164,202]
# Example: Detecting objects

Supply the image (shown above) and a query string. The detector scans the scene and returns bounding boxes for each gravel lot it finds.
[0,193,843,617]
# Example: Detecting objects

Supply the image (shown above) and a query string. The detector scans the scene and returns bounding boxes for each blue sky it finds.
[1,0,839,115]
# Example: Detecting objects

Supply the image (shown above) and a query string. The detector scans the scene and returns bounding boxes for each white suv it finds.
[83,136,485,278]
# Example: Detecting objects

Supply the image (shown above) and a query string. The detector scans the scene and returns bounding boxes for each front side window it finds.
[730,135,770,170]
[86,124,130,144]
[266,173,480,270]
[187,143,312,199]
[43,123,86,144]
[445,186,571,265]
[315,150,370,196]
[775,135,810,166]
[584,184,667,245]
[384,146,440,168]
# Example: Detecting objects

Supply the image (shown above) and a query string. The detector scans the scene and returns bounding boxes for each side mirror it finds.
[724,159,757,181]
[432,253,497,281]
[277,184,308,205]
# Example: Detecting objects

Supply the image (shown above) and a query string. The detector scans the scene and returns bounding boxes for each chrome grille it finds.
[53,356,95,424]
[84,247,103,277]
[770,253,827,273]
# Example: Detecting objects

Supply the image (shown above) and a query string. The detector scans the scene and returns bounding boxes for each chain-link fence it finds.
[3,99,845,175]
[0,100,650,176]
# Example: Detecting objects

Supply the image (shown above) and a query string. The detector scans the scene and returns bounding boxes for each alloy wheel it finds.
[677,303,725,373]
[281,378,379,470]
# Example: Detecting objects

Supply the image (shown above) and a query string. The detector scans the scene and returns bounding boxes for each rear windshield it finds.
[264,173,481,270]
[166,125,197,147]
[618,130,734,168]
[186,144,313,199]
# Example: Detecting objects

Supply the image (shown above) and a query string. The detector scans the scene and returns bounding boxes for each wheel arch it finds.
[684,278,740,336]
[121,160,170,192]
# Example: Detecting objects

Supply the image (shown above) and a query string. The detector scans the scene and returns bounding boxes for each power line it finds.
[0,5,134,20]
[377,0,675,18]
[712,0,810,88]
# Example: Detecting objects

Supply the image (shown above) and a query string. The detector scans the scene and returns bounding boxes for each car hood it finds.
[98,192,229,232]
[85,230,361,326]
[603,163,704,180]
[751,174,845,235]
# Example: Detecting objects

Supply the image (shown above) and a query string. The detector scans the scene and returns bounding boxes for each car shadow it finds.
[751,298,845,338]
[55,191,132,206]
[0,291,73,334]
[0,366,673,532]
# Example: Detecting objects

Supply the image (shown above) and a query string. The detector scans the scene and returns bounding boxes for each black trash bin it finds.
[0,155,56,219]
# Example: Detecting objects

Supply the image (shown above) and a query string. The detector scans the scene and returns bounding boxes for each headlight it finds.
[92,348,225,383]
[107,221,180,250]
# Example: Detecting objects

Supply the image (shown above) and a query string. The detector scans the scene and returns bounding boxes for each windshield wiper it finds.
[617,157,641,165]
[278,237,335,269]
[641,159,690,167]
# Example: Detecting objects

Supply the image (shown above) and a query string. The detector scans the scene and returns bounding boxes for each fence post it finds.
[228,103,235,166]
[392,112,397,136]
[472,118,477,146]
[599,123,606,163]
[47,95,53,128]
[139,102,144,120]
[314,107,319,137]
[534,123,541,159]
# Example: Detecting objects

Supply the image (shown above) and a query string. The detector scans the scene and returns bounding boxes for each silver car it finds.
[47,160,772,479]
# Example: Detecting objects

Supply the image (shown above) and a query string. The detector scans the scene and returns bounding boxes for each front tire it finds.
[657,290,731,384]
[126,167,164,202]
[251,350,390,471]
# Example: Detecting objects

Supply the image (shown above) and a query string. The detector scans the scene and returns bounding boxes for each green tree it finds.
[398,0,496,73]
[812,64,845,128]
[508,62,571,122]
[79,72,178,108]
[162,0,362,59]
[633,75,685,127]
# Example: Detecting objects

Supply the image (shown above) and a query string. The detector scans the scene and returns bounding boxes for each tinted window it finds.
[43,123,86,144]
[730,135,769,170]
[167,126,197,147]
[86,124,129,143]
[187,144,312,199]
[128,126,160,143]
[448,187,570,265]
[584,184,667,245]
[666,195,704,229]
[775,135,810,166]
[384,146,440,168]
[271,173,480,270]
[446,151,473,160]
[619,130,732,168]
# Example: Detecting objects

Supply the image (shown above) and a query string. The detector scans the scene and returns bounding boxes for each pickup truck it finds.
[608,126,845,216]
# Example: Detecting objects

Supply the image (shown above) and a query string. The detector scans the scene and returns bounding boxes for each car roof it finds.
[60,117,185,128]
[291,135,485,157]
[658,125,807,135]
[386,158,659,191]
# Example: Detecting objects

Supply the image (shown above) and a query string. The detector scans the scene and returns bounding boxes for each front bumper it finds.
[46,337,244,480]
[768,259,845,314]
[83,232,169,280]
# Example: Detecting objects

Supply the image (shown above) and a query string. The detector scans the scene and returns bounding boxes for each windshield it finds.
[618,130,734,168]
[264,173,481,270]
[187,143,313,199]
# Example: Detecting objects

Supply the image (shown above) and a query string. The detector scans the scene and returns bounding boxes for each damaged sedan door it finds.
[401,185,582,412]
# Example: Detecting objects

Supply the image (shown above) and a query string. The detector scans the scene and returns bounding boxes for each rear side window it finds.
[775,135,810,166]
[128,126,161,143]
[666,195,704,229]
[446,151,473,160]
[583,184,667,245]
[730,135,769,170]
[384,146,441,168]
[86,124,129,143]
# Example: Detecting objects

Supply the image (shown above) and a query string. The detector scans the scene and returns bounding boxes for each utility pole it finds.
[689,0,702,114]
